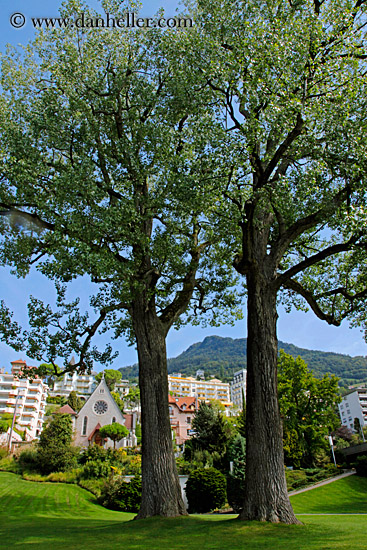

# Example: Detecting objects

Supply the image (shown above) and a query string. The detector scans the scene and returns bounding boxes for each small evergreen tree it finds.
[37,414,76,474]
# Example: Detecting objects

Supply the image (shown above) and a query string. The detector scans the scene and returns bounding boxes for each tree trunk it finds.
[132,298,187,518]
[238,273,300,524]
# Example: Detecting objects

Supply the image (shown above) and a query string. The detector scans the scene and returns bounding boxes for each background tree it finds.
[278,351,340,468]
[0,0,239,518]
[99,422,129,449]
[95,370,122,391]
[66,391,83,413]
[124,387,140,410]
[184,401,234,470]
[181,0,367,522]
[36,414,77,474]
[0,420,8,434]
[111,391,125,413]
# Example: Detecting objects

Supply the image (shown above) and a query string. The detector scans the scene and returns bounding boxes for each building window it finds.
[169,406,173,416]
[100,389,104,394]
[112,417,116,423]
[82,416,88,436]
[187,417,191,424]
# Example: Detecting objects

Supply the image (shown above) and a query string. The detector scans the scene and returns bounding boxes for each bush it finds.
[185,467,227,513]
[285,470,308,491]
[80,460,111,480]
[99,475,142,512]
[17,448,39,473]
[78,444,108,465]
[0,446,9,460]
[354,455,367,476]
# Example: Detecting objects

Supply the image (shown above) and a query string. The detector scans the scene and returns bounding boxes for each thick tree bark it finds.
[132,297,187,518]
[238,273,301,524]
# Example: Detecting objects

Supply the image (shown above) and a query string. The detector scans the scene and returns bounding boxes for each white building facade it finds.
[339,388,367,431]
[0,360,48,441]
[230,369,247,410]
[52,371,97,399]
[168,373,231,407]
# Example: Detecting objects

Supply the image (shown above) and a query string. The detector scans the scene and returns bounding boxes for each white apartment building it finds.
[339,388,367,431]
[168,373,231,408]
[52,371,97,399]
[231,369,247,410]
[0,359,49,441]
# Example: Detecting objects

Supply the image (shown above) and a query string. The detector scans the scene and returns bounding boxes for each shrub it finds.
[80,460,111,480]
[354,455,367,476]
[0,446,9,460]
[285,470,308,491]
[78,444,108,465]
[185,467,227,513]
[99,475,142,512]
[17,448,39,473]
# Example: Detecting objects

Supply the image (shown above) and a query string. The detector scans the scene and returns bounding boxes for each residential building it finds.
[115,379,130,397]
[168,373,231,408]
[73,376,137,448]
[231,369,247,410]
[168,395,198,446]
[339,388,367,431]
[51,370,97,400]
[0,359,49,441]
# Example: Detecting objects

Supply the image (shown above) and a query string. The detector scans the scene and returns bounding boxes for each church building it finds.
[73,376,136,448]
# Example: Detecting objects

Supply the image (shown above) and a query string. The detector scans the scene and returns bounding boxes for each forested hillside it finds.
[119,336,367,388]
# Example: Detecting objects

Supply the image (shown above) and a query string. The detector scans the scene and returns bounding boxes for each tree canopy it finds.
[99,422,129,448]
[95,369,122,391]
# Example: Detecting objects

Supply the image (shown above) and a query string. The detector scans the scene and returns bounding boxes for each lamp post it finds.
[7,388,26,452]
[328,435,337,467]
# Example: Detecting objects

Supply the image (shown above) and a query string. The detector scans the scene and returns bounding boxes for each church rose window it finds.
[94,400,108,415]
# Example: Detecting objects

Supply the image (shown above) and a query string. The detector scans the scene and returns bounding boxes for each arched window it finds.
[82,416,88,436]
[112,417,116,424]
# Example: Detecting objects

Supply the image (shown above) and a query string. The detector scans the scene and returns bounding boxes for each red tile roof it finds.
[168,396,197,411]
[54,404,77,416]
[123,414,133,430]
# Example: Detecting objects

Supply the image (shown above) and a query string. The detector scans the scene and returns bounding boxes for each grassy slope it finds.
[1,472,367,550]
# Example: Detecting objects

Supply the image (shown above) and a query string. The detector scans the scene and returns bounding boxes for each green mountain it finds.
[119,335,367,388]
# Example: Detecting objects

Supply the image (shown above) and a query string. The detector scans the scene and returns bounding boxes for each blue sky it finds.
[0,0,366,372]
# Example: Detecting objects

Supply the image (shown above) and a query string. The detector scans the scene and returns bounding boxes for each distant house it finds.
[168,395,198,446]
[72,377,137,448]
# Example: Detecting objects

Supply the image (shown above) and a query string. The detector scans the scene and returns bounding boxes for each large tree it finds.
[0,0,239,518]
[181,0,367,523]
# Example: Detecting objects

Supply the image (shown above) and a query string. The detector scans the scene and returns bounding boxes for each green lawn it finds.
[1,472,367,550]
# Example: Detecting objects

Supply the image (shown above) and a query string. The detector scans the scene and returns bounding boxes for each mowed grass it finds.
[1,472,367,550]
